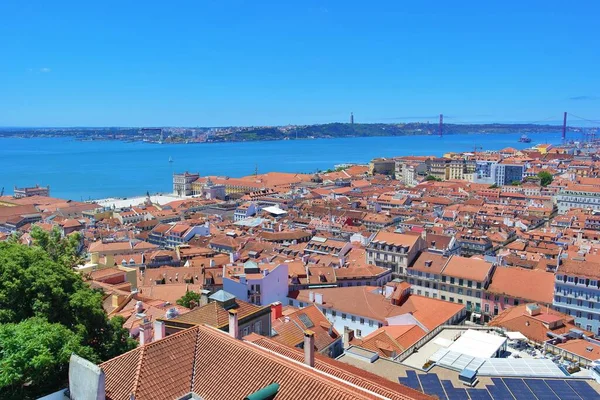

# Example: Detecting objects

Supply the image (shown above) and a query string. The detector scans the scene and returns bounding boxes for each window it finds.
[417,290,422,295]
[577,300,583,307]
[459,279,464,286]
[588,314,593,320]
[289,300,293,306]
[485,294,490,300]
[458,288,463,295]
[449,287,454,293]
[504,297,509,304]
[449,297,455,303]
[485,304,490,313]
[458,299,463,304]
[360,318,365,324]
[467,290,472,297]
[441,296,446,301]
[332,310,337,317]
[369,320,374,327]
[299,302,305,308]
[356,329,362,337]
[342,313,347,320]
[351,316,356,322]
[450,277,455,284]
[378,323,383,328]
[254,321,262,333]
[514,299,519,306]
[494,295,499,301]
[468,280,473,288]
[442,276,447,283]
[243,326,250,336]
[477,282,482,289]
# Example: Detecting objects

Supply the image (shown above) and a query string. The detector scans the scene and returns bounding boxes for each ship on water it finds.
[518,134,532,143]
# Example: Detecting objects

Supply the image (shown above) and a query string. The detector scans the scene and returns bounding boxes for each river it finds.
[0,132,564,200]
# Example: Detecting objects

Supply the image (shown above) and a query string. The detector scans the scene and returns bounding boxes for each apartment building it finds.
[366,231,426,277]
[553,259,600,336]
[556,184,600,214]
[439,255,494,320]
[223,261,289,306]
[173,171,200,196]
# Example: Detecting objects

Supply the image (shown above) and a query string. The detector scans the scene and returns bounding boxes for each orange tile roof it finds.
[487,266,554,304]
[372,231,421,247]
[165,298,265,329]
[289,286,464,330]
[271,304,339,352]
[100,324,430,400]
[442,255,494,282]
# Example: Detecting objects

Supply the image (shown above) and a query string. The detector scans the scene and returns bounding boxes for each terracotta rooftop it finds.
[487,266,555,304]
[441,255,494,282]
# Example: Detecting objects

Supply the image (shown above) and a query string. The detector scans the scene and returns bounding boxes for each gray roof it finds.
[209,290,236,302]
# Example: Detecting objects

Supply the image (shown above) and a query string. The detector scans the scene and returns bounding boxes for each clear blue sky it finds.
[1,1,599,127]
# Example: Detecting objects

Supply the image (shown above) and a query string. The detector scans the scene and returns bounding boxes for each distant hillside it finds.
[207,122,564,142]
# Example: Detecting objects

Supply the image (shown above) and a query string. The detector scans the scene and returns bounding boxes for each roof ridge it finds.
[131,340,147,397]
[189,326,202,393]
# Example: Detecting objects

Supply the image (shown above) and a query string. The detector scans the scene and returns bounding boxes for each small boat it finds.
[168,156,173,163]
[518,134,531,143]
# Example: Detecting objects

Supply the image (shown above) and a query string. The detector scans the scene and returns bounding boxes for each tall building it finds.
[553,259,600,336]
[350,112,354,124]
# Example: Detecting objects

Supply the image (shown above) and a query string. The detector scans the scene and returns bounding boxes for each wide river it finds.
[0,133,564,200]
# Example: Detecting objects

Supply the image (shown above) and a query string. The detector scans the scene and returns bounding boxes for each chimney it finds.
[308,291,315,302]
[343,327,354,349]
[135,300,144,314]
[139,319,151,345]
[228,309,239,339]
[111,294,120,308]
[271,301,283,322]
[153,320,165,341]
[314,293,323,305]
[304,330,315,367]
[200,289,210,306]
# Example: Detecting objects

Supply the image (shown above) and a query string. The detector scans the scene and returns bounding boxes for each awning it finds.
[506,331,527,341]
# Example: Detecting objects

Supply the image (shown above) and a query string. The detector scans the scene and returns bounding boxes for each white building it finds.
[223,261,289,306]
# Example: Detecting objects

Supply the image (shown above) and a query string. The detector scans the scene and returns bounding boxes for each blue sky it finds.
[1,1,599,127]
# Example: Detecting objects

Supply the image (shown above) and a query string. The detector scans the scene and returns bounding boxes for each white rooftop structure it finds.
[262,206,287,216]
[478,358,567,378]
[506,331,528,341]
[446,329,507,359]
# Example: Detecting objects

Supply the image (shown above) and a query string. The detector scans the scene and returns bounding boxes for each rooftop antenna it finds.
[562,112,567,142]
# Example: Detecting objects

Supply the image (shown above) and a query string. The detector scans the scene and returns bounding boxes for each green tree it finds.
[538,171,553,187]
[425,175,442,181]
[30,226,82,267]
[488,184,499,189]
[177,290,201,309]
[0,318,96,400]
[511,180,522,186]
[0,239,137,397]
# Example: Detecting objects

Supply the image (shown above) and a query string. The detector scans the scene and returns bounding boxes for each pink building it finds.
[482,266,554,323]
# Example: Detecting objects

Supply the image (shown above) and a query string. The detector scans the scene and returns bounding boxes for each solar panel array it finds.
[397,372,600,400]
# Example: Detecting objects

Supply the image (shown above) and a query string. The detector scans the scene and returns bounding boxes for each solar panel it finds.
[523,379,559,400]
[441,380,469,400]
[419,374,448,400]
[566,380,599,399]
[487,378,517,400]
[544,380,582,400]
[503,378,536,400]
[399,370,422,392]
[465,389,493,400]
[297,313,313,328]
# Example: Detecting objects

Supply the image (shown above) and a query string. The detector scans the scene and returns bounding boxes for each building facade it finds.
[553,260,600,336]
[173,172,200,196]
